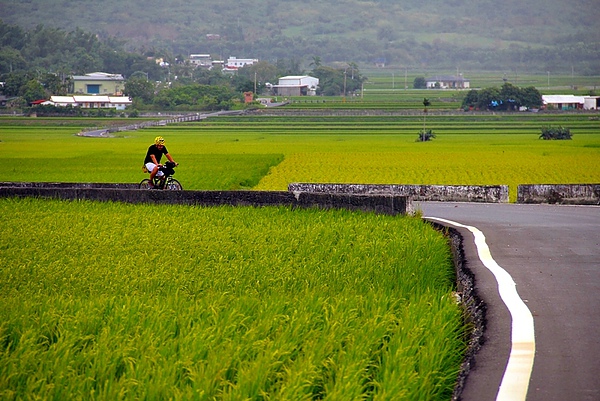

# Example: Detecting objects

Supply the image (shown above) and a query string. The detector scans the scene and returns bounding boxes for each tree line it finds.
[0,20,369,110]
[1,19,543,112]
[461,83,543,111]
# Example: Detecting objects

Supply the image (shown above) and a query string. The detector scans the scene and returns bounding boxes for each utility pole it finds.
[343,69,347,101]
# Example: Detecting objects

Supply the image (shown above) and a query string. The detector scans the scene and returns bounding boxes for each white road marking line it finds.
[425,216,535,401]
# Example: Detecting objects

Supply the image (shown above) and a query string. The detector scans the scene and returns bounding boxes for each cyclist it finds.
[144,136,178,188]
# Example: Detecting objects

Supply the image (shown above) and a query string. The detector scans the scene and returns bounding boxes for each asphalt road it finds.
[416,202,600,401]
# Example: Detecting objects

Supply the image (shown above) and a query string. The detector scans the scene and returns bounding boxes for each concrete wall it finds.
[517,184,600,205]
[289,183,509,203]
[5,182,598,206]
[0,182,138,189]
[0,184,408,216]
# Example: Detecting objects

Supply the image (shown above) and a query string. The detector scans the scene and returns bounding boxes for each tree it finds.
[310,64,366,96]
[476,87,501,110]
[153,84,236,111]
[275,57,304,77]
[499,82,521,110]
[193,68,230,86]
[231,74,254,93]
[71,49,101,74]
[237,61,277,93]
[462,89,479,109]
[422,97,431,133]
[171,60,195,83]
[0,20,26,49]
[311,65,344,96]
[0,47,27,73]
[41,72,69,95]
[461,84,543,111]
[309,56,322,69]
[287,57,303,76]
[1,72,30,96]
[413,76,426,89]
[124,77,155,103]
[520,86,543,109]
[22,79,46,103]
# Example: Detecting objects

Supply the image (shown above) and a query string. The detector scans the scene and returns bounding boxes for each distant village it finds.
[2,53,598,111]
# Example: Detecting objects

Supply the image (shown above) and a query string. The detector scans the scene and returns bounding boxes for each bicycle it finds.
[139,161,183,190]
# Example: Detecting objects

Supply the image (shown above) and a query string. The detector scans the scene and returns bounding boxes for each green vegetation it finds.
[1,113,599,202]
[2,13,599,112]
[461,83,542,111]
[540,126,573,140]
[0,198,464,400]
[1,0,599,73]
[1,111,599,399]
[417,130,436,142]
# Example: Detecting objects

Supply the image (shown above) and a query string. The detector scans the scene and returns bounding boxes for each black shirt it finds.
[144,144,169,164]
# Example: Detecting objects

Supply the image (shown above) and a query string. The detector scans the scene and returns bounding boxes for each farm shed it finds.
[542,95,585,110]
[273,75,319,96]
[71,72,125,95]
[426,75,470,89]
[49,95,132,110]
[584,96,600,110]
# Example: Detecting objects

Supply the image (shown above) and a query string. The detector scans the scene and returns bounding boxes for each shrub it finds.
[417,129,436,142]
[540,126,572,140]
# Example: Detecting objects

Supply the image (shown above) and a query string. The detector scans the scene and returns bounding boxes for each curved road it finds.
[417,202,600,401]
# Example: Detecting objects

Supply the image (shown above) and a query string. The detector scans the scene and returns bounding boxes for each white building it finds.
[426,75,470,89]
[49,95,132,110]
[189,54,213,68]
[542,95,584,110]
[223,57,258,71]
[273,76,319,96]
[542,95,600,110]
[584,96,600,110]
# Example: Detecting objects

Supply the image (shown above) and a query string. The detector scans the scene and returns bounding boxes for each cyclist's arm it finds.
[166,153,177,165]
[150,154,159,165]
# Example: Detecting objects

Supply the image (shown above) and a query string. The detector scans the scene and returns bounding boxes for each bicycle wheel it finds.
[165,178,183,191]
[139,178,152,189]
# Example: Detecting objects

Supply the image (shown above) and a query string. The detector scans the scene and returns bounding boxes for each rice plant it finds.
[0,198,465,400]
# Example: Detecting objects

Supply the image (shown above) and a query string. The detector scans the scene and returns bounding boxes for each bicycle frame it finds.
[139,162,182,190]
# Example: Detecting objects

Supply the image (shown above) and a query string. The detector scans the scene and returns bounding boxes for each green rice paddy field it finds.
[1,113,598,201]
[1,112,599,400]
[1,199,462,400]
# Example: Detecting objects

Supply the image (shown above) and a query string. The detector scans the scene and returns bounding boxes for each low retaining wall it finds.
[5,182,598,205]
[0,184,408,216]
[517,184,600,205]
[0,182,138,189]
[289,183,509,203]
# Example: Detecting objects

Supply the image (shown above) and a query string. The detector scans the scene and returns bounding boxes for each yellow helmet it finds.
[154,136,165,146]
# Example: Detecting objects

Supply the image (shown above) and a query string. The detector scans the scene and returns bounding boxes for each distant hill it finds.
[2,0,599,73]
